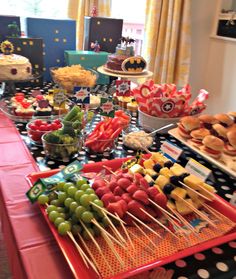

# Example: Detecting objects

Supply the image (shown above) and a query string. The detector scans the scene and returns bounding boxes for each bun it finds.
[201,146,222,159]
[212,124,228,139]
[198,114,218,124]
[227,130,236,149]
[214,114,233,127]
[180,116,200,131]
[190,128,210,140]
[202,135,224,151]
[223,144,236,156]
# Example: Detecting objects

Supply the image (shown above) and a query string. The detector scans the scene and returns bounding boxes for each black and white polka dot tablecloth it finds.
[11,83,236,279]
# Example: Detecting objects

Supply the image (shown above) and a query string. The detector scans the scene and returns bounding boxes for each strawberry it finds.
[127,183,139,194]
[122,214,133,226]
[154,193,167,209]
[113,186,125,196]
[101,193,116,206]
[114,196,122,202]
[108,181,118,192]
[118,199,128,213]
[107,202,125,218]
[121,193,132,203]
[92,179,107,190]
[134,173,143,184]
[127,200,147,221]
[139,178,150,190]
[95,187,111,198]
[144,206,157,221]
[147,187,159,199]
[117,178,132,189]
[132,190,149,205]
[122,173,133,181]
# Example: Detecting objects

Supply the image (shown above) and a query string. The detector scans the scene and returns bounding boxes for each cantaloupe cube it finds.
[167,200,176,210]
[170,187,187,200]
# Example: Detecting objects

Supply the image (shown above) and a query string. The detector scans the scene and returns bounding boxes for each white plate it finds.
[169,128,236,178]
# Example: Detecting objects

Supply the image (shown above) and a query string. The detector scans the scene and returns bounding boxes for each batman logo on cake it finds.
[121,56,147,73]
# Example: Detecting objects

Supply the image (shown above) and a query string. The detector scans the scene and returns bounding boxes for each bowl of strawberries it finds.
[26,119,63,145]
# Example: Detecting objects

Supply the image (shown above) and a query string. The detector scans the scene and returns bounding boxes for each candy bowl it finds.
[42,132,83,162]
[122,125,155,151]
[26,119,63,145]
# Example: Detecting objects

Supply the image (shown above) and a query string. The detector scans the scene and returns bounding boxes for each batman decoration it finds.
[121,56,147,73]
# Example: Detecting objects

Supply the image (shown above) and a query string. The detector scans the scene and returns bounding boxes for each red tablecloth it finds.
[0,112,73,279]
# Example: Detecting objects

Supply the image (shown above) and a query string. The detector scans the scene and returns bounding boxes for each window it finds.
[111,0,146,55]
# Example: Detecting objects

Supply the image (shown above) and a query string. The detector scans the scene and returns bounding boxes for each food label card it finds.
[53,88,67,108]
[100,97,115,117]
[116,80,131,96]
[74,87,90,104]
[160,140,183,161]
[185,158,211,181]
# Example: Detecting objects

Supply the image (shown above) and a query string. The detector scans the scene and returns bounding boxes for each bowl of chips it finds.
[50,65,98,93]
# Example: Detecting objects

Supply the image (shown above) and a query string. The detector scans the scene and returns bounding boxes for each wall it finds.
[190,0,236,114]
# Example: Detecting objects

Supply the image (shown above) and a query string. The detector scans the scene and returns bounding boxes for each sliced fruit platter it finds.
[169,113,236,177]
[26,152,236,279]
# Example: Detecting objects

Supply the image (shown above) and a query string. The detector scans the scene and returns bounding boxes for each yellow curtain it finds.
[144,0,191,86]
[68,0,111,50]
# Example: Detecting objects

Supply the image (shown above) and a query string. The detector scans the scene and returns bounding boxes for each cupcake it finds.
[127,99,138,112]
[15,102,35,117]
[35,99,52,116]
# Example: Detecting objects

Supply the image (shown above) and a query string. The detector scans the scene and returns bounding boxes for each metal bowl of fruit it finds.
[26,119,63,145]
[42,130,83,162]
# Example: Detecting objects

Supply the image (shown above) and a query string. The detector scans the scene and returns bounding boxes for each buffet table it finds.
[0,85,236,279]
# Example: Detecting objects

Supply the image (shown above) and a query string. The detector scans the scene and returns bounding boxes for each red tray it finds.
[26,157,236,279]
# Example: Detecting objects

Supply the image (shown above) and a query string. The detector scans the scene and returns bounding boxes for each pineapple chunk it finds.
[192,197,204,209]
[167,200,176,210]
[129,164,144,174]
[155,175,169,189]
[151,152,169,165]
[198,183,216,200]
[170,163,186,176]
[183,174,203,191]
[186,188,199,200]
[145,168,158,177]
[144,174,154,184]
[170,187,187,201]
[160,167,172,178]
[143,159,155,170]
[175,199,193,215]
[200,182,215,193]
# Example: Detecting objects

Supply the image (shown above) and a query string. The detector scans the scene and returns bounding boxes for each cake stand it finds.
[97,65,153,82]
[0,72,42,98]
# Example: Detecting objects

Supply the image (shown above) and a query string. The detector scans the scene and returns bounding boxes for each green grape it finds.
[82,228,95,240]
[92,199,104,211]
[74,190,85,202]
[93,225,101,236]
[48,192,58,202]
[54,217,65,227]
[58,192,67,203]
[72,224,82,235]
[38,194,49,205]
[88,193,98,202]
[63,182,74,192]
[81,211,94,223]
[64,197,74,208]
[64,220,72,230]
[50,199,62,207]
[85,188,95,195]
[67,186,77,198]
[69,201,78,213]
[49,211,60,222]
[46,205,57,213]
[59,213,66,219]
[57,207,65,213]
[80,194,90,207]
[75,205,86,219]
[56,181,65,191]
[71,213,79,224]
[102,216,110,228]
[92,211,101,221]
[76,178,88,188]
[58,222,70,235]
[80,184,90,191]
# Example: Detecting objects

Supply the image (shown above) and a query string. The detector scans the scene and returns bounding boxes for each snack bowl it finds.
[122,125,155,150]
[85,137,118,155]
[26,119,62,145]
[42,132,83,161]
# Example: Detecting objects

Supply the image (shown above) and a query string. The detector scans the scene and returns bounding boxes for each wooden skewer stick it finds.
[127,212,162,239]
[193,184,216,200]
[67,232,90,269]
[148,199,181,223]
[201,203,230,224]
[102,211,126,244]
[101,232,125,267]
[103,165,118,176]
[132,221,158,248]
[179,181,213,202]
[115,213,135,250]
[90,201,126,224]
[178,197,217,228]
[80,220,113,273]
[140,208,179,240]
[77,233,100,275]
[128,230,153,253]
[91,219,126,248]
